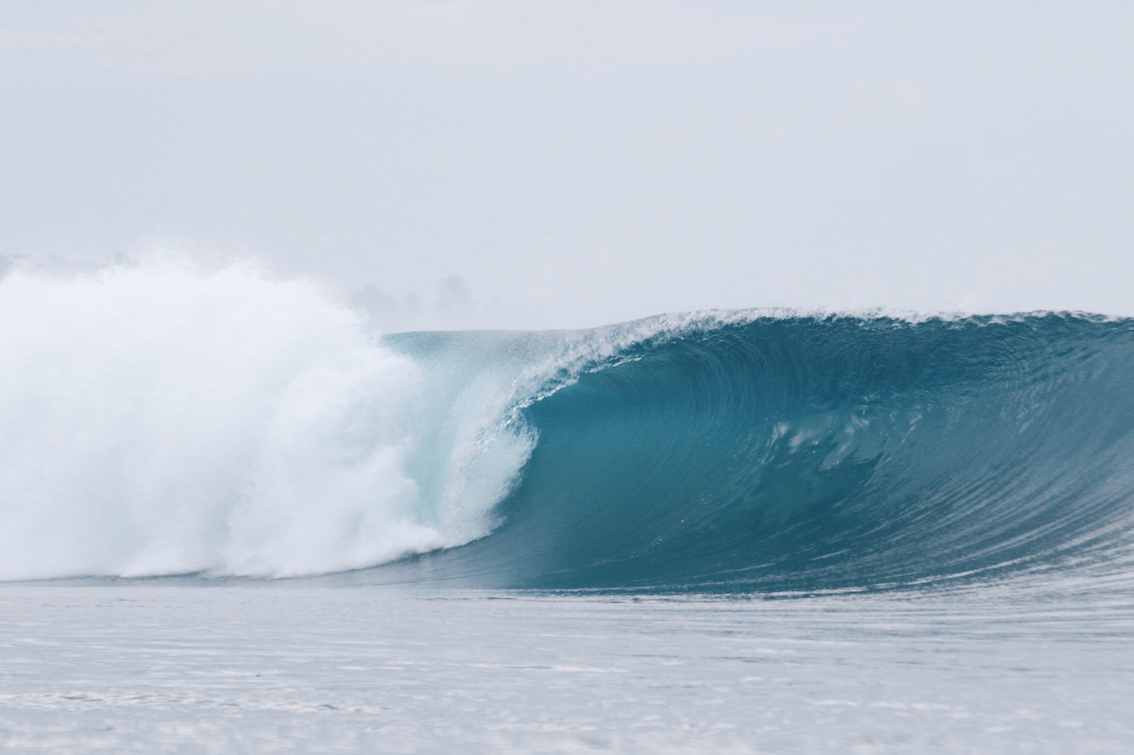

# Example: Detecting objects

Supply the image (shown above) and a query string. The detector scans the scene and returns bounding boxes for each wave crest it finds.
[4,263,1133,592]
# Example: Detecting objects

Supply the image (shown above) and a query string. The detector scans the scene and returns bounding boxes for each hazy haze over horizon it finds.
[2,1,1132,330]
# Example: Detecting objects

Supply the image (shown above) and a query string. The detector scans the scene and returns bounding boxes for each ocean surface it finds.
[1,264,1133,752]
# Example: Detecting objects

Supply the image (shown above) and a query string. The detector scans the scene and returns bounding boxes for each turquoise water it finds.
[375,314,1134,593]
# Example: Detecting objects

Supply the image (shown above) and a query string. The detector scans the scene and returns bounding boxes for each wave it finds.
[374,311,1134,592]
[3,261,1134,591]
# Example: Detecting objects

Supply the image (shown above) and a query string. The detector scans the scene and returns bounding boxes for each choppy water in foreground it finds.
[2,580,1132,753]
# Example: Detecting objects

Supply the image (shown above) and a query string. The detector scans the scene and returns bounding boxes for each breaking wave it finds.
[3,260,1134,592]
[0,261,529,580]
[377,311,1134,592]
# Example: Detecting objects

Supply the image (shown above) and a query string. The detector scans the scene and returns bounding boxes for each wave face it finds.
[3,261,1134,591]
[379,313,1134,592]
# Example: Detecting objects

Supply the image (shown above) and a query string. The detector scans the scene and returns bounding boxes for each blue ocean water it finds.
[372,313,1134,594]
[1,265,1133,751]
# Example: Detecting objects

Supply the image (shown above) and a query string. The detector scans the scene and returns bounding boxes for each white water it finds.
[0,260,531,580]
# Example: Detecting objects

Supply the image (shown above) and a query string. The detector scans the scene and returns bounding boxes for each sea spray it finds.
[0,260,529,580]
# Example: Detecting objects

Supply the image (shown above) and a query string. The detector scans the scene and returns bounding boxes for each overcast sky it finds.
[2,1,1132,330]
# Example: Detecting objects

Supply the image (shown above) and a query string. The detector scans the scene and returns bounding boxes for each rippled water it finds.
[2,580,1132,753]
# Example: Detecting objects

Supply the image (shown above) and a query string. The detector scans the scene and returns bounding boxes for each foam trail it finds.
[0,260,529,580]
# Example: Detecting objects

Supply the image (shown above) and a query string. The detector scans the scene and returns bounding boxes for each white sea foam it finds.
[0,259,530,580]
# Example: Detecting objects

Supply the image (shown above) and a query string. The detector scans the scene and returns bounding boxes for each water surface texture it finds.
[2,265,1133,752]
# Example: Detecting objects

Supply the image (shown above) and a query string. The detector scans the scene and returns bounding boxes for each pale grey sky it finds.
[2,1,1132,329]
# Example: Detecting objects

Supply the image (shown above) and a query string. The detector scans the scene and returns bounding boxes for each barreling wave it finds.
[373,312,1134,592]
[3,259,1134,592]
